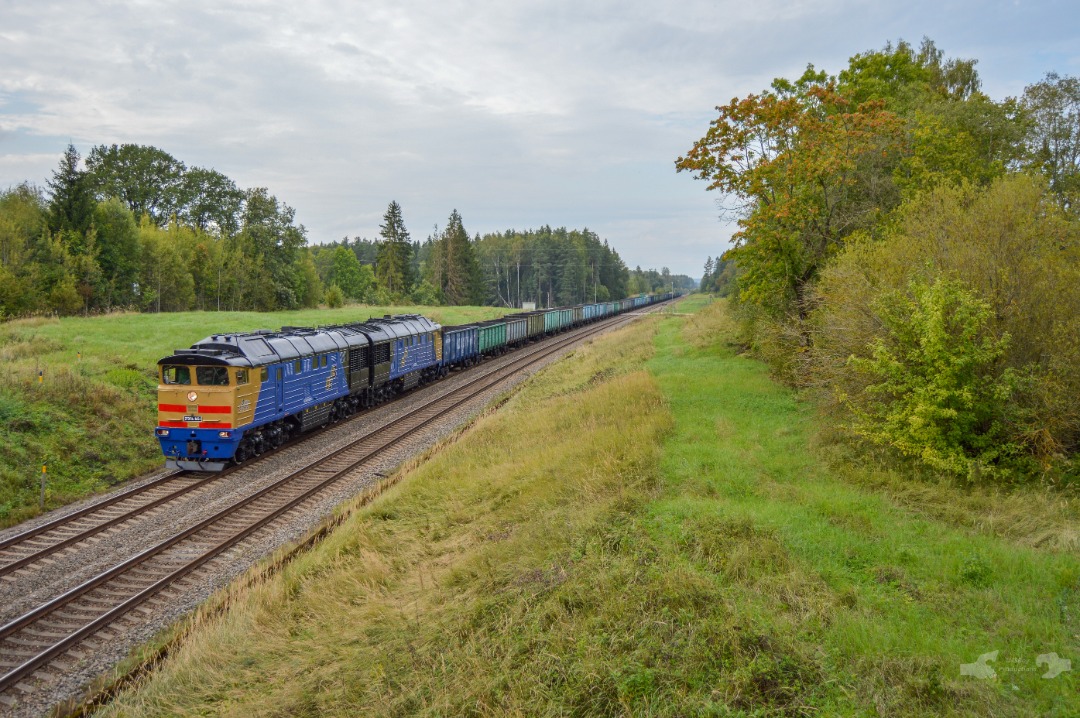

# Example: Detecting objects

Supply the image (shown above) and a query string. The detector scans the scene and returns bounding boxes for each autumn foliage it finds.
[678,75,905,317]
[680,40,1080,482]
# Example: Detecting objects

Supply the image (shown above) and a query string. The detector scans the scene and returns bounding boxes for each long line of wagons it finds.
[156,293,676,470]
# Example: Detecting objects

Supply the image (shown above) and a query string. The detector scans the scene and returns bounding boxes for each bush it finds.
[811,174,1080,473]
[844,278,1021,478]
[409,280,442,306]
[324,284,344,309]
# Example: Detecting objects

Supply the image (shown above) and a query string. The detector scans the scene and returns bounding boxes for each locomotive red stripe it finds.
[199,421,232,428]
[197,405,231,414]
[160,420,187,427]
[158,403,186,412]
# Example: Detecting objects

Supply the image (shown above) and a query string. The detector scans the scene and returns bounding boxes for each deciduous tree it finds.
[92,198,140,308]
[85,144,186,224]
[1021,72,1080,200]
[677,77,906,317]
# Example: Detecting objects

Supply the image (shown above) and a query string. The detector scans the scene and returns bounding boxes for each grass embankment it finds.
[0,304,505,527]
[99,297,1077,716]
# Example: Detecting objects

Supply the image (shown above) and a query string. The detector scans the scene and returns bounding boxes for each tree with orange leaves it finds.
[676,70,906,320]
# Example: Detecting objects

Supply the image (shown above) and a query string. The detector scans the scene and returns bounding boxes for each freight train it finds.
[156,293,676,470]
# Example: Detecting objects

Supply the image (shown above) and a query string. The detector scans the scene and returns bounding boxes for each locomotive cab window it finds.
[321,355,327,368]
[260,367,268,382]
[294,360,302,374]
[162,366,191,385]
[196,366,230,386]
[236,369,249,385]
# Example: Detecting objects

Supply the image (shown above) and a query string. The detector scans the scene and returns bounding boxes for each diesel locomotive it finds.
[156,293,676,470]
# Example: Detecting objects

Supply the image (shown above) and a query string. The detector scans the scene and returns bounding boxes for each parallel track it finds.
[0,311,608,578]
[0,305,660,701]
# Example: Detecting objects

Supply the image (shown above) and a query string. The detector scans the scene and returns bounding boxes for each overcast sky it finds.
[1,1,1077,276]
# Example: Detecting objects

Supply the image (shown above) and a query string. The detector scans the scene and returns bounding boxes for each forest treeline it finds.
[312,220,695,310]
[681,38,1080,483]
[0,145,691,318]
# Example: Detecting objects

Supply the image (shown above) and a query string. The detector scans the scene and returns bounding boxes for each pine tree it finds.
[47,144,95,238]
[441,210,482,305]
[375,200,414,296]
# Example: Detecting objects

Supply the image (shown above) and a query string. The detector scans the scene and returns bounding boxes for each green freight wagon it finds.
[477,319,507,355]
[543,309,560,334]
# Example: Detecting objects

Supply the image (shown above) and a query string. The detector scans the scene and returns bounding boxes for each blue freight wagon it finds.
[442,324,479,369]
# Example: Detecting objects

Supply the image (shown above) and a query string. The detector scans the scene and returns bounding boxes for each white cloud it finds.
[0,0,1077,274]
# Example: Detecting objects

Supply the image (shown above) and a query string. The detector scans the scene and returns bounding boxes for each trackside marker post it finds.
[40,464,47,510]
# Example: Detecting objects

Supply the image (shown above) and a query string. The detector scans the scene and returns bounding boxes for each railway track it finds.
[0,310,614,581]
[0,306,658,705]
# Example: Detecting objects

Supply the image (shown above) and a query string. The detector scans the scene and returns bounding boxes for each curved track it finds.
[0,305,664,702]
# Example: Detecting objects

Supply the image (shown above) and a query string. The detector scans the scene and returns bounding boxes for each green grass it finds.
[646,297,1078,715]
[0,303,506,527]
[96,297,1078,717]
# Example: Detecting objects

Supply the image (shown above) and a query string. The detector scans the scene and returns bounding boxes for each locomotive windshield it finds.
[196,366,230,386]
[162,366,191,385]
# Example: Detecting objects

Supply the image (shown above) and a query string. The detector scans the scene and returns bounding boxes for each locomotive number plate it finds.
[183,415,202,422]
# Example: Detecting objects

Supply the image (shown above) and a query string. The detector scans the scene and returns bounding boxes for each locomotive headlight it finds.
[187,391,199,402]
[156,428,170,437]
[218,430,232,438]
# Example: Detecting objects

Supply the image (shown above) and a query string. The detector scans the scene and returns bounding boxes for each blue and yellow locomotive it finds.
[155,314,442,470]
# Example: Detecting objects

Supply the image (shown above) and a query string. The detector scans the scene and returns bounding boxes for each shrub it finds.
[844,277,1021,478]
[812,174,1080,472]
[324,283,344,309]
[409,280,442,306]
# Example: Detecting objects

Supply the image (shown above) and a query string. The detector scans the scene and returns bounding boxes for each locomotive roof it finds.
[158,315,441,366]
[158,327,345,366]
[359,314,440,339]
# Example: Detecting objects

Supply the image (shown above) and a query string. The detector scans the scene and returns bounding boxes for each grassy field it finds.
[0,304,506,527]
[97,296,1078,716]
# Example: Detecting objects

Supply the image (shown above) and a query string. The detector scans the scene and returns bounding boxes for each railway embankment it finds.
[96,296,1077,717]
